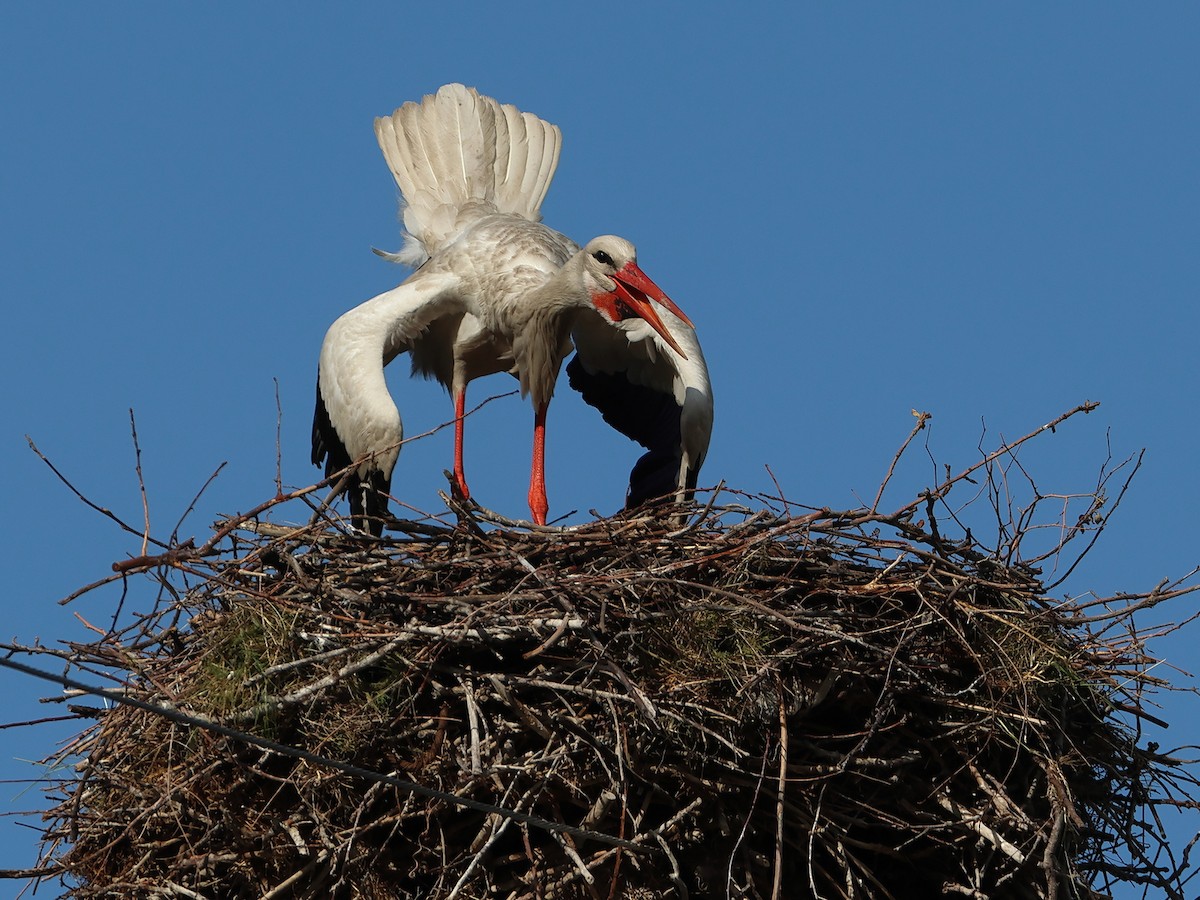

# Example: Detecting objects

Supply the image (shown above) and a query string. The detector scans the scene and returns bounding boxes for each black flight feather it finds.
[312,378,390,536]
[566,354,688,509]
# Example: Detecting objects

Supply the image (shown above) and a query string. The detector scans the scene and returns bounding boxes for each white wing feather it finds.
[496,101,530,219]
[516,111,546,217]
[525,114,561,217]
[317,272,464,474]
[374,84,563,266]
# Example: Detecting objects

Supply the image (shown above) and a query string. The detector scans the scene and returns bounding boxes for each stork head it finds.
[583,236,693,359]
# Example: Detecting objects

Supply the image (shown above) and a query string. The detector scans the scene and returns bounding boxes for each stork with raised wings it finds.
[312,84,713,534]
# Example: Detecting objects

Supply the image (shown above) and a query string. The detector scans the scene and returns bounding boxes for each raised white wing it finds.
[312,271,464,532]
[374,84,562,267]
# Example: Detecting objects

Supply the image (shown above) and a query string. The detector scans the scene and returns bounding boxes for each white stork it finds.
[312,84,713,534]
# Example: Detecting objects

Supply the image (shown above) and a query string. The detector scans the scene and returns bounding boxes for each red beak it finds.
[614,262,694,327]
[608,262,693,359]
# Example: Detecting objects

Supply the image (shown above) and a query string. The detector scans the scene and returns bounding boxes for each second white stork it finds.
[312,84,713,534]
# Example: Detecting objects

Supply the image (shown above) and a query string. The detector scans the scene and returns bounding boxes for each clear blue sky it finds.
[2,5,1197,896]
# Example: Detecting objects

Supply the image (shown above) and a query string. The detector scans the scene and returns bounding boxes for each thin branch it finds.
[888,400,1099,520]
[1044,449,1144,592]
[26,436,170,551]
[871,409,932,514]
[127,409,152,559]
[274,377,284,498]
[171,463,228,549]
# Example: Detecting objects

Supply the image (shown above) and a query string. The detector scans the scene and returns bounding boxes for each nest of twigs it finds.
[8,404,1200,898]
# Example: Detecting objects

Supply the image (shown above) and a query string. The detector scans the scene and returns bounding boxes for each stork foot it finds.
[528,489,549,526]
[453,470,471,501]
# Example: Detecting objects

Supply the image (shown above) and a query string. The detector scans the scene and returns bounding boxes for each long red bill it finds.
[613,262,694,328]
[604,263,693,359]
[610,279,689,359]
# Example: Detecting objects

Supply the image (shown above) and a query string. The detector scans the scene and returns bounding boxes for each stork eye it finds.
[592,249,615,267]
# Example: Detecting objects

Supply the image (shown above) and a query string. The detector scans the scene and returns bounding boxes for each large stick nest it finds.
[9,405,1200,898]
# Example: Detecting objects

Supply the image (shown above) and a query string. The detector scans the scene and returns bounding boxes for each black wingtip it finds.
[349,469,391,537]
[567,355,688,510]
[624,448,684,509]
[313,376,392,535]
[312,378,350,475]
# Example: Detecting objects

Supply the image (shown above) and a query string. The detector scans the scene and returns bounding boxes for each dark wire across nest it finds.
[7,403,1200,899]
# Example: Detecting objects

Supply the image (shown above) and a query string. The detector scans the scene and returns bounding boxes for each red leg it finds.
[453,388,470,499]
[527,402,550,525]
